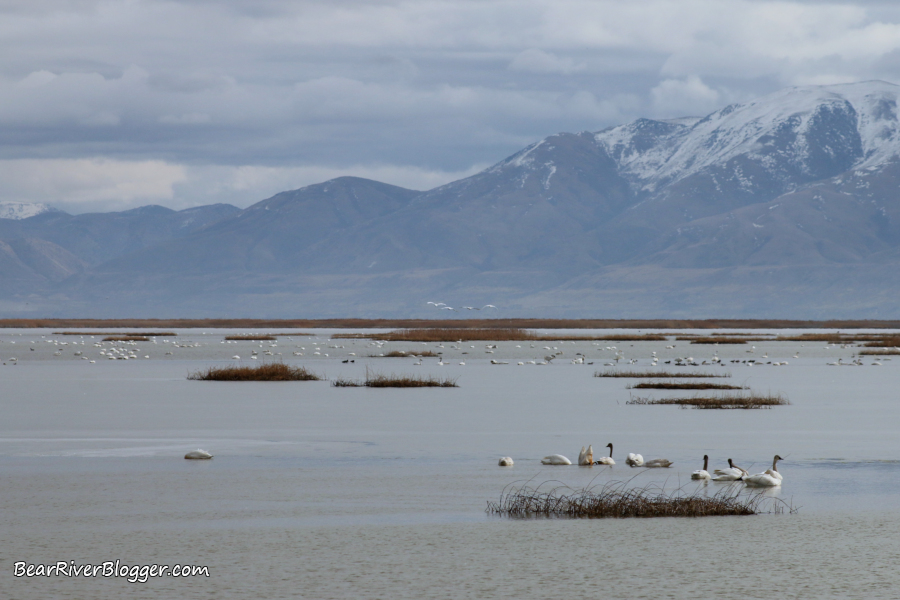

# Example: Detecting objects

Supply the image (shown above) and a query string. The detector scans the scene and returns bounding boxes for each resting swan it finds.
[744,455,783,487]
[691,455,711,479]
[594,443,615,465]
[498,456,514,467]
[184,449,213,460]
[712,458,747,481]
[625,453,644,467]
[541,454,572,465]
[644,458,673,468]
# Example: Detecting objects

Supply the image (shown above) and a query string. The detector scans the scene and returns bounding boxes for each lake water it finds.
[2,329,899,598]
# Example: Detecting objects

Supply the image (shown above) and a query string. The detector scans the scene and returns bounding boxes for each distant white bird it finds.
[541,454,572,465]
[594,443,615,465]
[440,306,458,312]
[498,457,514,467]
[184,449,213,460]
[691,455,711,480]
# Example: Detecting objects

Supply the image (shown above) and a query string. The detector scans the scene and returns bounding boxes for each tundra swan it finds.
[594,443,615,465]
[625,453,644,467]
[691,455,711,479]
[712,458,747,481]
[644,458,673,468]
[498,457,514,467]
[541,454,572,465]
[580,445,594,465]
[745,455,783,487]
[184,449,213,460]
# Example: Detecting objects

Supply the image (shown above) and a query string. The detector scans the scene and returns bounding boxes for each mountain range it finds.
[3,80,900,318]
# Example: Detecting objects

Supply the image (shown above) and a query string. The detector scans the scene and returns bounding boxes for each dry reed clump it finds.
[224,334,277,341]
[60,331,175,336]
[102,335,150,342]
[626,393,788,409]
[679,337,761,344]
[858,349,900,355]
[370,350,440,358]
[775,332,900,344]
[627,381,746,390]
[487,480,794,518]
[862,335,900,348]
[188,362,321,381]
[331,369,457,388]
[595,369,730,378]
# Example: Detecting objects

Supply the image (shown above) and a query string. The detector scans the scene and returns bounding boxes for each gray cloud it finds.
[1,0,900,212]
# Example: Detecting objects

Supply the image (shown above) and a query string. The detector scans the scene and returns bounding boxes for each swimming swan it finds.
[712,458,747,481]
[594,443,615,465]
[577,446,586,465]
[541,454,572,465]
[744,455,783,487]
[184,449,213,460]
[644,458,673,468]
[498,456,514,467]
[691,455,711,479]
[625,453,644,467]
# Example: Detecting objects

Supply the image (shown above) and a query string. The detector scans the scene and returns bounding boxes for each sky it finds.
[3,0,900,213]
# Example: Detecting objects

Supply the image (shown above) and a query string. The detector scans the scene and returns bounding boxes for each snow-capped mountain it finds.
[4,81,900,318]
[595,81,900,189]
[0,201,57,220]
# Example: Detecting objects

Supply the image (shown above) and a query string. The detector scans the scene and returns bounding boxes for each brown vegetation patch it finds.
[188,363,321,381]
[224,334,277,341]
[862,335,900,348]
[370,350,440,358]
[628,381,746,390]
[679,337,768,344]
[487,481,794,518]
[102,335,150,342]
[595,369,730,378]
[626,393,788,409]
[9,318,899,329]
[858,349,900,355]
[331,370,457,388]
[59,331,175,336]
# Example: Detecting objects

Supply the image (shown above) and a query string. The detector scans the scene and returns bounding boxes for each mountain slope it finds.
[7,80,900,318]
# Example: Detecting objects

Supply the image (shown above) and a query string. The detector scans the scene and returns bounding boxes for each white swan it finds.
[498,456,514,467]
[691,455,711,479]
[579,445,594,466]
[595,443,615,465]
[744,455,783,487]
[712,458,747,481]
[577,446,586,465]
[625,453,644,467]
[184,449,213,460]
[644,458,673,468]
[541,454,572,465]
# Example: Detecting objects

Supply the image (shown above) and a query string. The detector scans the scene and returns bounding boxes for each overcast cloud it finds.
[2,0,900,212]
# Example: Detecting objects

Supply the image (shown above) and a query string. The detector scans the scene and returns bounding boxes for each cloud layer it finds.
[2,0,900,211]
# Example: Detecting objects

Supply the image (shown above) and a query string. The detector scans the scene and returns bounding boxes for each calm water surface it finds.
[1,329,899,598]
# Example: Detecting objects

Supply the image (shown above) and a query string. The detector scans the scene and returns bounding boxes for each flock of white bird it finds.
[498,445,785,487]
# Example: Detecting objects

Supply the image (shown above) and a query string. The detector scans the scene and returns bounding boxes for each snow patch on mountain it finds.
[0,201,56,220]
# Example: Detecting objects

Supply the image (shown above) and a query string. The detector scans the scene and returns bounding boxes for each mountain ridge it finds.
[3,80,900,317]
